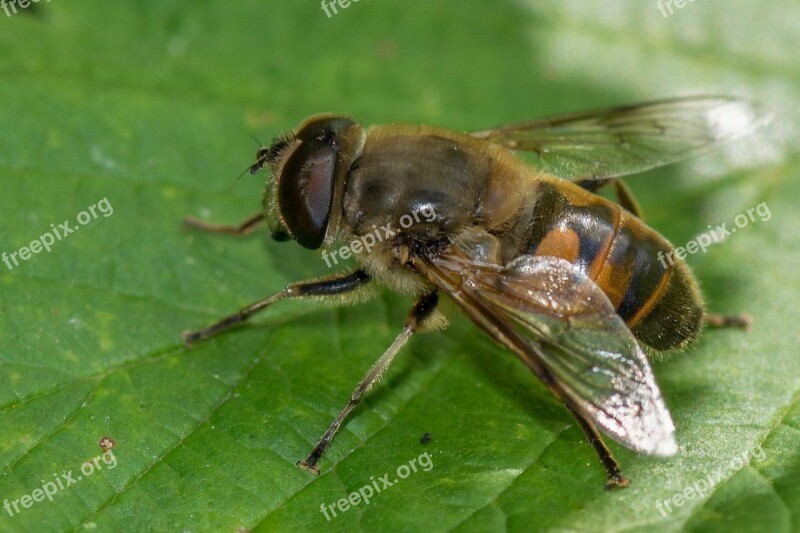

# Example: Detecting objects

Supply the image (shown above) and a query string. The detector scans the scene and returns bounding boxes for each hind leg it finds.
[578,178,644,219]
[704,313,752,330]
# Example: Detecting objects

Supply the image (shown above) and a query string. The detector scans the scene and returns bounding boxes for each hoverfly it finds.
[183,96,769,488]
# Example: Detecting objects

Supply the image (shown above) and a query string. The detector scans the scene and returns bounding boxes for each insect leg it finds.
[577,178,644,219]
[612,179,644,219]
[297,291,439,475]
[183,212,265,236]
[576,178,612,193]
[182,269,371,346]
[564,403,630,490]
[703,313,752,330]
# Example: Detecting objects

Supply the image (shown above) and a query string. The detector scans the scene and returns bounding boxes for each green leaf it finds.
[0,0,798,531]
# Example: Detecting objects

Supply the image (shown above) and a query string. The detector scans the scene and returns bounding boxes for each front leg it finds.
[183,212,265,236]
[183,269,372,346]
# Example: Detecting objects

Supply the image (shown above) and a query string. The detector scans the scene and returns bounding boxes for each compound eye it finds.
[278,138,337,249]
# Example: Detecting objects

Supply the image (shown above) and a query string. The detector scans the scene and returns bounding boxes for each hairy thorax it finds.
[338,124,541,294]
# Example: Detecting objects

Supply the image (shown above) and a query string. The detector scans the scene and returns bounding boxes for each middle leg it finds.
[297,290,440,475]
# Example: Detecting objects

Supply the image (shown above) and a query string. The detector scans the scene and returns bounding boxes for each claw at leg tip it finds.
[605,475,630,491]
[181,331,196,348]
[297,460,320,476]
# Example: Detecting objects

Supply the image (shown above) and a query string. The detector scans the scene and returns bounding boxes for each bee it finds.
[182,96,769,488]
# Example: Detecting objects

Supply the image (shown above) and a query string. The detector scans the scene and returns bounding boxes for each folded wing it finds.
[418,251,677,455]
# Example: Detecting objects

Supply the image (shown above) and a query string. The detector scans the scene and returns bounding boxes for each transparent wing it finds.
[417,251,676,455]
[471,96,771,180]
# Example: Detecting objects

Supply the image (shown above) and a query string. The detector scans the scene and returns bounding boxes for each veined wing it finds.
[471,96,770,180]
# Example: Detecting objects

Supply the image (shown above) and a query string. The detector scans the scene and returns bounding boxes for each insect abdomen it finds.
[525,180,702,351]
